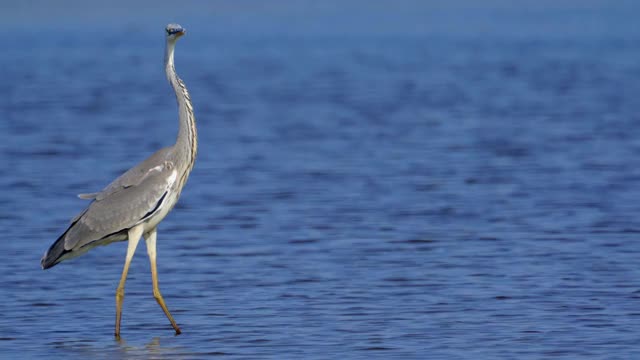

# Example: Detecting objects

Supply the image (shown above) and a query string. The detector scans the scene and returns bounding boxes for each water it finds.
[2,2,640,359]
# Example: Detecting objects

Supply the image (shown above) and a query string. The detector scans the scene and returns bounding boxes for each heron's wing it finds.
[76,147,173,201]
[78,192,99,200]
[63,160,177,250]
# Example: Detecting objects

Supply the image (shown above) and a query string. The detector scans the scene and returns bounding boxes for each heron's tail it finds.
[41,231,71,270]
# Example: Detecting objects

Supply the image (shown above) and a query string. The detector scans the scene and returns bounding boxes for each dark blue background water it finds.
[2,1,640,358]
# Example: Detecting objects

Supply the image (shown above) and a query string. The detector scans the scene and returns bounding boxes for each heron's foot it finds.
[174,326,182,335]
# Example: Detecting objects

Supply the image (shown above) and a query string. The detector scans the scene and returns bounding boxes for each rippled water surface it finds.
[2,3,640,359]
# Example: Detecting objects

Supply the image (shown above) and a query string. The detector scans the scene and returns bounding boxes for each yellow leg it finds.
[145,228,181,335]
[115,224,143,339]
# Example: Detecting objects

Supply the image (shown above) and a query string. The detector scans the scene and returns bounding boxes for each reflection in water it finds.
[46,336,193,359]
[116,337,188,359]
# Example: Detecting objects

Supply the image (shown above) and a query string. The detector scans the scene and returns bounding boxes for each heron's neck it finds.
[165,41,197,171]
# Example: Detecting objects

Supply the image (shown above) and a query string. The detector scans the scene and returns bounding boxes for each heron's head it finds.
[166,23,186,41]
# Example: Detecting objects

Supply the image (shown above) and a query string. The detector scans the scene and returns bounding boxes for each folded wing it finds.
[64,160,176,251]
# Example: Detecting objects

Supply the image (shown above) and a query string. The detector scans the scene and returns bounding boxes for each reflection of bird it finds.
[41,23,197,338]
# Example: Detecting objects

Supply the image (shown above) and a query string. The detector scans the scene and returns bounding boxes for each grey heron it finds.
[41,23,197,338]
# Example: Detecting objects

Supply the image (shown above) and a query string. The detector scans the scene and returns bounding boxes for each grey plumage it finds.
[41,148,176,268]
[41,23,196,338]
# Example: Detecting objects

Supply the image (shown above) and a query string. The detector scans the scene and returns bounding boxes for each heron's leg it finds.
[144,228,182,335]
[115,224,144,339]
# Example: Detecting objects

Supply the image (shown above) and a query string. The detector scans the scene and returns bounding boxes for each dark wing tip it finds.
[41,231,73,270]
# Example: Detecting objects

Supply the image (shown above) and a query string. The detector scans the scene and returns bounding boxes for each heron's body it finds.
[41,24,196,338]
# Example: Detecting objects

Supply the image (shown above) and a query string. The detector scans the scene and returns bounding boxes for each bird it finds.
[41,23,197,339]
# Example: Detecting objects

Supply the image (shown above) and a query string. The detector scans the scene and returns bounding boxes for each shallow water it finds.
[2,2,640,359]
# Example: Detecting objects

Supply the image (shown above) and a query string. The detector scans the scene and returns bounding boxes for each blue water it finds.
[2,2,640,359]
